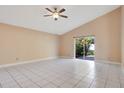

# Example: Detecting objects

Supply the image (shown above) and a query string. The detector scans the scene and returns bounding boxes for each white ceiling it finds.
[0,5,120,35]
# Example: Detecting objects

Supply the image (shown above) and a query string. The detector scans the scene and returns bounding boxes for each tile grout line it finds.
[0,59,122,88]
[73,77,86,88]
[88,78,95,88]
[87,63,109,88]
[16,65,58,87]
[4,68,22,88]
[103,64,110,88]
[19,65,49,82]
[73,70,94,88]
[30,68,64,88]
[104,64,121,88]
[14,67,43,88]
[20,65,59,84]
[87,68,97,88]
[119,69,122,88]
[0,82,2,88]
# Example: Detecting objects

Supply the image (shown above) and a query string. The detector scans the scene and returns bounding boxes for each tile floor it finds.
[0,58,124,88]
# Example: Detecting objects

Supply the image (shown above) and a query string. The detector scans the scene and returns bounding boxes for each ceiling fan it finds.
[43,8,68,21]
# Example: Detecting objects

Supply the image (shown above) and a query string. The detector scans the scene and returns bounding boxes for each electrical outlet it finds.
[16,58,19,61]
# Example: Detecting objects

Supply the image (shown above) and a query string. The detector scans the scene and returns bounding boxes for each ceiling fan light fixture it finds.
[52,12,59,19]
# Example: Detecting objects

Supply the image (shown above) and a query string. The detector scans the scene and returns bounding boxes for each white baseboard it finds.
[121,62,124,68]
[95,60,121,65]
[0,57,58,68]
[59,56,121,65]
[0,56,121,68]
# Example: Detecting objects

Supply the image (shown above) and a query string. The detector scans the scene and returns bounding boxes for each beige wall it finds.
[59,8,121,63]
[0,23,59,65]
[121,6,124,66]
[0,7,122,65]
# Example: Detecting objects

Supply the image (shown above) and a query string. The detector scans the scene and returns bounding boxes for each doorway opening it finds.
[75,36,95,61]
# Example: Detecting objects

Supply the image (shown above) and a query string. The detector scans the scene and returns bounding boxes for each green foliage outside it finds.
[76,36,94,58]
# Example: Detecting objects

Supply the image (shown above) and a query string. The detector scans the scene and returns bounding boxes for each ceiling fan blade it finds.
[59,15,68,18]
[43,15,52,17]
[45,8,53,13]
[59,8,66,13]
